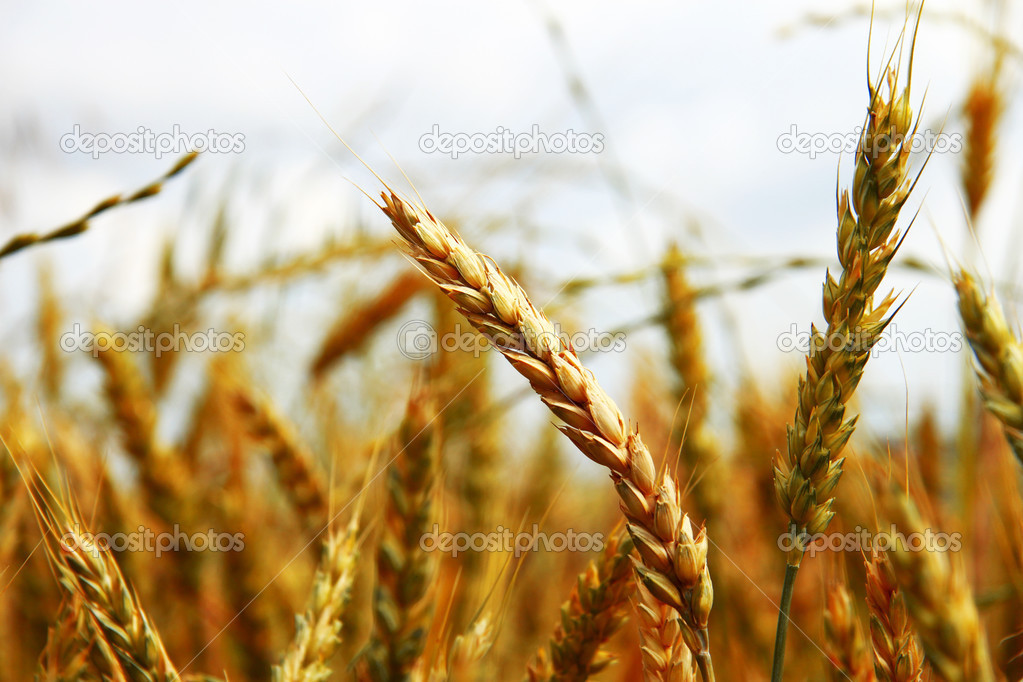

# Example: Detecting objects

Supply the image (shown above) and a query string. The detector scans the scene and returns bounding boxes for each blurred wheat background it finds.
[1,1,1022,680]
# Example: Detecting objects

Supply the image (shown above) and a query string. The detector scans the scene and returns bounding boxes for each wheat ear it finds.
[661,245,722,519]
[954,270,1023,464]
[879,481,993,681]
[961,64,1004,220]
[864,549,924,682]
[229,381,329,527]
[25,471,180,682]
[527,529,636,682]
[0,152,198,260]
[771,29,924,680]
[273,517,361,682]
[823,582,874,682]
[361,386,440,681]
[36,596,124,682]
[310,271,427,379]
[378,191,715,681]
[635,582,697,682]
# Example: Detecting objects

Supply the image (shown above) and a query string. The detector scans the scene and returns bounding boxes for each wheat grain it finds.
[25,471,180,682]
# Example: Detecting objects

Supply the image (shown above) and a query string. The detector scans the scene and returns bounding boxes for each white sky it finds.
[1,0,1021,443]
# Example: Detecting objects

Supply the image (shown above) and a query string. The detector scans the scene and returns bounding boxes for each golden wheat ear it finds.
[20,465,181,682]
[373,188,715,681]
[954,270,1023,465]
[527,527,635,682]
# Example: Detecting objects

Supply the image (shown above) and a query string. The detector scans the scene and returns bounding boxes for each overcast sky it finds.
[1,0,1021,441]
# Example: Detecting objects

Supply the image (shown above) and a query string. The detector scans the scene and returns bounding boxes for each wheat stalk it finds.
[954,270,1023,464]
[0,152,198,261]
[311,271,427,379]
[961,63,1004,221]
[864,549,924,682]
[771,22,924,678]
[377,190,715,681]
[661,245,722,519]
[228,380,329,527]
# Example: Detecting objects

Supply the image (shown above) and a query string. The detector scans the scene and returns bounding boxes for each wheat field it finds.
[2,3,1023,681]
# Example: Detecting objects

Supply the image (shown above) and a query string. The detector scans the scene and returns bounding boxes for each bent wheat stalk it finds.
[377,191,715,681]
[0,152,198,261]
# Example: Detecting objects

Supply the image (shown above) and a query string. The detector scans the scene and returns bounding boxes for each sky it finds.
[0,0,1021,445]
